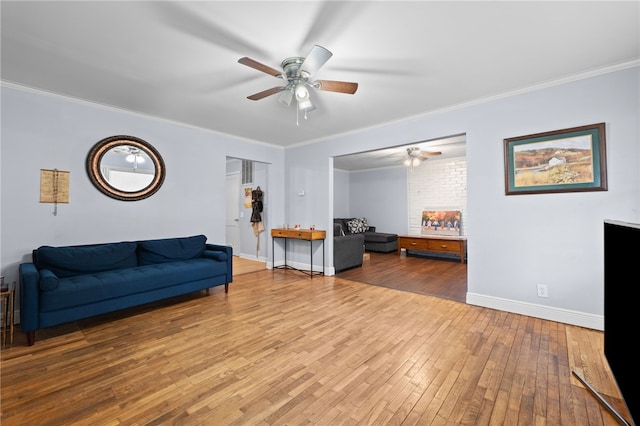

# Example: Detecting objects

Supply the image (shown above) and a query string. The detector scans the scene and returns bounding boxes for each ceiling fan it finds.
[404,147,442,170]
[238,45,358,121]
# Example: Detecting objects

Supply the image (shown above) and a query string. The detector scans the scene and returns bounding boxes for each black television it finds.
[575,220,639,425]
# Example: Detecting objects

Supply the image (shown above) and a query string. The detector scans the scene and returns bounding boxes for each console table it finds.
[398,235,467,263]
[271,228,326,278]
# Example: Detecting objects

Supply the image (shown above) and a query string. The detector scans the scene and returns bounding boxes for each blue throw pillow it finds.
[39,269,59,291]
[203,250,228,262]
[138,235,207,265]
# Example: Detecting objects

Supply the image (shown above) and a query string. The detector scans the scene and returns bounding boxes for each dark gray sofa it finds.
[334,218,398,253]
[333,223,365,273]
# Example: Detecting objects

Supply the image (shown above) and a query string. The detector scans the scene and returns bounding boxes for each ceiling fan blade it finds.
[238,57,282,78]
[299,2,362,50]
[300,45,332,76]
[314,80,358,94]
[153,3,268,58]
[247,86,285,101]
[419,151,442,158]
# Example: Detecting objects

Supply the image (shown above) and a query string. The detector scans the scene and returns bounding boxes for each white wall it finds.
[332,169,351,219]
[348,166,408,235]
[407,156,468,235]
[285,65,640,330]
[0,84,285,296]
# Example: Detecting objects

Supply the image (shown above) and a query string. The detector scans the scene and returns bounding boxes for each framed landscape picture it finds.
[421,210,461,236]
[503,123,607,195]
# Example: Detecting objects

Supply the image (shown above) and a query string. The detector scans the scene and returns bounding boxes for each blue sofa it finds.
[19,234,232,346]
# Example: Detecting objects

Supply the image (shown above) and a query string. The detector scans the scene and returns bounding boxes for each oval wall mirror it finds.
[87,135,166,201]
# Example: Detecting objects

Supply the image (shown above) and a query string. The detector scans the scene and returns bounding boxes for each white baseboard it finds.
[237,253,268,263]
[466,292,603,331]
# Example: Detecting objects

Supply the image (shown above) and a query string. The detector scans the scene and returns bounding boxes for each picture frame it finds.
[503,123,607,195]
[421,210,461,236]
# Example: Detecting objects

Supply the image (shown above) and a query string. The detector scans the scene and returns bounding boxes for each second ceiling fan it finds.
[404,146,442,170]
[238,45,358,121]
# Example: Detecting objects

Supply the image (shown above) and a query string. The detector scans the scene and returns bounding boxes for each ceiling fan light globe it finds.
[295,83,309,101]
[298,99,315,112]
[278,89,293,107]
[412,158,421,167]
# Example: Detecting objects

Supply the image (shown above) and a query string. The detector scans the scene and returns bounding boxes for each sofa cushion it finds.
[334,218,353,234]
[34,241,138,278]
[347,218,368,233]
[333,223,345,237]
[138,235,206,265]
[39,258,227,312]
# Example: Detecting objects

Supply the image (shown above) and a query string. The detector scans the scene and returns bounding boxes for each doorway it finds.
[225,157,269,263]
[331,134,467,302]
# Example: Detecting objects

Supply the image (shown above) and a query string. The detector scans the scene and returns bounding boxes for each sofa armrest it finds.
[19,262,40,333]
[333,233,365,273]
[205,244,233,282]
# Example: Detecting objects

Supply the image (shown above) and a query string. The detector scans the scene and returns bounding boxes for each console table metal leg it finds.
[322,240,325,275]
[310,240,313,279]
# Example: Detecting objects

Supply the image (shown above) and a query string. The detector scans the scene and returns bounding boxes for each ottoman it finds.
[364,232,398,253]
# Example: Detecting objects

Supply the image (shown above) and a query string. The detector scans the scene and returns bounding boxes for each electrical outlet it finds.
[537,284,548,298]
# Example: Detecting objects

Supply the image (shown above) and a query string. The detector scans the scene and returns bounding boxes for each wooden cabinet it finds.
[397,235,466,263]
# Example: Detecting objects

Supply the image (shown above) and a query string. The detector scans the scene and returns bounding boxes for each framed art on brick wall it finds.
[421,210,461,236]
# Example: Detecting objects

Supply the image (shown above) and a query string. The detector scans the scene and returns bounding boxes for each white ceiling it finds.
[2,1,639,170]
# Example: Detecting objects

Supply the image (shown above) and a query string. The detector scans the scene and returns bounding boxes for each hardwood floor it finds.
[231,250,465,303]
[0,269,629,425]
[233,255,267,276]
[337,251,467,303]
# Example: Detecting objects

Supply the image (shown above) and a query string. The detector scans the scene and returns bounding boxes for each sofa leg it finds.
[26,331,35,346]
[206,288,210,295]
[225,283,229,293]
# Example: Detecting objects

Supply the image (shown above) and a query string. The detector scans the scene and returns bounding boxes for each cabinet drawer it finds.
[271,228,326,240]
[403,239,429,251]
[273,229,307,238]
[427,239,461,253]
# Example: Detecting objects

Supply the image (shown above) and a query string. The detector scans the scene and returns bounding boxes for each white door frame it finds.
[225,172,241,254]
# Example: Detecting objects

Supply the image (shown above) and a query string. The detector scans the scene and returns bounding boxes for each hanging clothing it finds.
[250,186,263,223]
[251,221,264,236]
[250,186,264,238]
[250,186,264,256]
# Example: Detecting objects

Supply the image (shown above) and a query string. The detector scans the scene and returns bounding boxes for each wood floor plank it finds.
[1,269,631,425]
